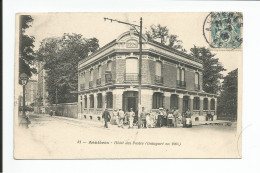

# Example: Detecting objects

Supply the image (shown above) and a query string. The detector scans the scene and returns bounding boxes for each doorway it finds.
[123,91,138,113]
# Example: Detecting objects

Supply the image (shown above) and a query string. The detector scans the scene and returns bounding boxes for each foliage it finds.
[217,69,238,119]
[37,33,99,104]
[19,105,34,112]
[19,15,36,79]
[145,24,185,51]
[190,46,226,94]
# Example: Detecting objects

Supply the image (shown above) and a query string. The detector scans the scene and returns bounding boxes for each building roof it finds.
[78,30,203,68]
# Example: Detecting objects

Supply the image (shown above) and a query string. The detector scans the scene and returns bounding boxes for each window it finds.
[195,72,200,90]
[181,68,185,82]
[106,92,113,108]
[170,94,178,109]
[203,98,208,110]
[177,67,185,87]
[126,58,138,74]
[125,58,138,81]
[90,68,93,81]
[97,93,102,108]
[210,99,215,110]
[193,97,200,110]
[90,95,94,108]
[177,68,181,81]
[84,96,87,108]
[155,61,162,76]
[152,92,164,109]
[195,72,199,85]
[107,61,112,71]
[98,65,102,79]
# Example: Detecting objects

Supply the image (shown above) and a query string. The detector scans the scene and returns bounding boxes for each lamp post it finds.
[19,73,30,128]
[104,17,143,129]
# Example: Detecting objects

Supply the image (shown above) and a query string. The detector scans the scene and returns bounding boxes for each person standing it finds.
[112,109,118,125]
[173,107,179,128]
[129,108,135,128]
[157,108,164,127]
[102,108,111,128]
[118,108,125,128]
[140,107,147,128]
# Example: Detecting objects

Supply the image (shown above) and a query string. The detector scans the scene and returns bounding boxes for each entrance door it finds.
[127,97,136,112]
[123,91,138,113]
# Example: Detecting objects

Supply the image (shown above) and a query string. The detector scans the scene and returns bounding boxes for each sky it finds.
[26,12,242,76]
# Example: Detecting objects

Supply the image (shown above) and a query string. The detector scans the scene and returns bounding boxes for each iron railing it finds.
[155,75,163,84]
[176,80,186,88]
[124,73,138,82]
[194,84,200,90]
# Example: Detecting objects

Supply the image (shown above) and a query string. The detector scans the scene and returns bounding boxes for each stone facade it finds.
[78,29,217,121]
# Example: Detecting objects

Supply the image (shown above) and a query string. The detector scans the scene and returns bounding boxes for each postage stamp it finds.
[203,12,243,50]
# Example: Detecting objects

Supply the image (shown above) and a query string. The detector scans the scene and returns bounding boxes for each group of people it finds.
[102,107,192,128]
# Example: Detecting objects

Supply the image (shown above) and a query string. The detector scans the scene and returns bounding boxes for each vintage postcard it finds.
[14,12,242,159]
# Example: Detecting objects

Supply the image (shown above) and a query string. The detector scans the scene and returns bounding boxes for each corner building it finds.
[78,29,217,122]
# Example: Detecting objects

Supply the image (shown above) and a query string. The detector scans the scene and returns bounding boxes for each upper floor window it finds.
[195,72,199,85]
[107,61,112,71]
[126,57,138,74]
[181,68,185,82]
[155,61,162,76]
[90,68,93,81]
[98,65,102,79]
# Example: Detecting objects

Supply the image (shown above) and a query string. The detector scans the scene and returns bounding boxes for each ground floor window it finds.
[90,94,94,108]
[203,98,208,110]
[170,95,178,109]
[106,92,113,108]
[153,92,164,109]
[210,99,215,110]
[84,96,87,108]
[193,97,200,110]
[97,93,102,108]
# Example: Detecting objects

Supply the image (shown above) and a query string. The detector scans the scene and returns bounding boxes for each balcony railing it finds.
[96,78,101,86]
[155,75,163,84]
[194,84,200,90]
[176,80,186,88]
[124,73,138,82]
[89,81,93,88]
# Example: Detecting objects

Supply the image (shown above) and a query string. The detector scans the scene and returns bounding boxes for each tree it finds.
[145,24,185,51]
[19,15,36,78]
[190,46,226,94]
[217,69,238,120]
[37,33,99,104]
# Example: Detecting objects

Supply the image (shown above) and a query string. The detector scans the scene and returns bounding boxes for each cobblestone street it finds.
[14,113,240,159]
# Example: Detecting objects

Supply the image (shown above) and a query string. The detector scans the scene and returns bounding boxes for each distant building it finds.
[78,29,217,121]
[25,79,37,106]
[36,61,49,113]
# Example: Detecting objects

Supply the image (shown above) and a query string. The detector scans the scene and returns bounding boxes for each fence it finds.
[42,102,78,119]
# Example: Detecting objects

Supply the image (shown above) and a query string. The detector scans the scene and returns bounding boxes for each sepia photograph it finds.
[14,12,242,159]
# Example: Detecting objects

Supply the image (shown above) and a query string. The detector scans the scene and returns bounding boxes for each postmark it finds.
[203,12,243,50]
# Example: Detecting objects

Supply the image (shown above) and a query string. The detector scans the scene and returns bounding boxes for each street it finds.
[14,114,240,159]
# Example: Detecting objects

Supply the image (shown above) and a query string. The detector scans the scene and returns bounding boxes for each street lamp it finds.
[104,17,143,129]
[19,73,30,128]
